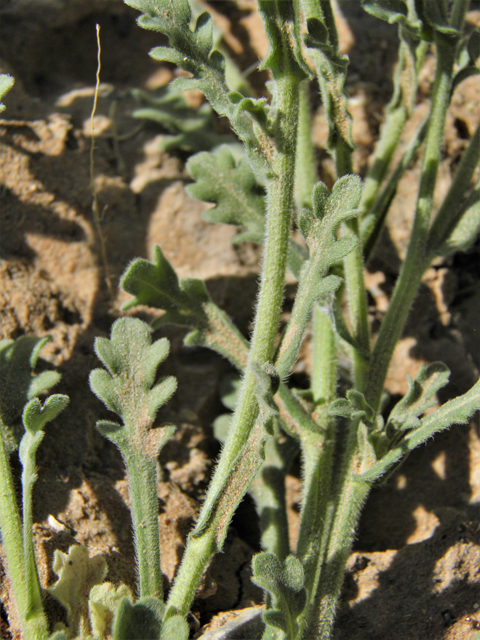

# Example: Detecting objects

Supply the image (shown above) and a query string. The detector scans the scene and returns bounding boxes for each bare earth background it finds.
[0,1,480,638]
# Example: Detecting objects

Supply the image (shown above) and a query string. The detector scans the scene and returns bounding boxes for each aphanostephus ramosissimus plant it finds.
[113,1,480,638]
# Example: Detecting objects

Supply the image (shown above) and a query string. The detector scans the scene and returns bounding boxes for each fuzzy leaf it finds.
[132,86,235,153]
[48,545,108,636]
[437,189,480,256]
[89,318,177,459]
[160,615,189,640]
[0,336,61,452]
[21,395,69,437]
[89,582,133,640]
[257,0,308,81]
[330,389,377,428]
[187,146,266,244]
[124,0,269,172]
[112,596,163,640]
[121,245,250,370]
[303,2,353,152]
[276,177,362,377]
[359,378,480,483]
[19,395,69,485]
[0,74,14,113]
[121,245,210,329]
[298,177,363,251]
[363,0,458,40]
[252,553,306,637]
[386,362,450,433]
[186,147,307,277]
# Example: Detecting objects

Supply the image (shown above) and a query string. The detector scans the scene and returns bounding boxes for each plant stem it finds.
[366,32,459,411]
[362,116,429,261]
[360,38,427,220]
[250,436,297,561]
[297,310,338,637]
[295,80,318,211]
[0,432,26,614]
[314,470,370,640]
[21,442,48,632]
[427,121,480,253]
[360,105,408,216]
[123,449,164,600]
[166,70,300,618]
[0,426,48,640]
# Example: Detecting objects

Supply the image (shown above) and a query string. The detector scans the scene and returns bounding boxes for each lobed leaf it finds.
[330,389,377,428]
[359,378,480,483]
[89,318,177,458]
[275,177,362,378]
[21,394,69,437]
[303,3,353,153]
[298,176,363,252]
[386,362,450,434]
[363,0,458,40]
[48,545,108,637]
[187,146,266,244]
[124,0,269,173]
[89,582,134,640]
[0,336,61,452]
[19,395,69,481]
[121,245,210,329]
[252,552,307,638]
[256,0,309,81]
[132,85,236,153]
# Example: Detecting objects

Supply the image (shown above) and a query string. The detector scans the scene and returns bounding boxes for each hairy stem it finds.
[362,116,429,261]
[427,121,480,253]
[366,32,459,411]
[166,70,300,618]
[124,449,163,600]
[298,310,338,638]
[295,79,318,211]
[0,426,48,640]
[360,38,427,220]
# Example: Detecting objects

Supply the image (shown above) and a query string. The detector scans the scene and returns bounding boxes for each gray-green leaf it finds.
[0,336,61,451]
[187,146,266,244]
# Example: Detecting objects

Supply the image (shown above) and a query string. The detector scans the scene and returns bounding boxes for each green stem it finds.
[0,429,48,640]
[311,306,337,405]
[124,450,163,600]
[360,38,427,220]
[166,71,300,618]
[362,115,429,261]
[427,121,480,254]
[314,472,370,640]
[295,80,318,211]
[360,105,408,217]
[0,433,26,617]
[342,222,370,392]
[21,444,48,632]
[301,414,368,640]
[366,33,458,411]
[297,311,338,636]
[250,436,297,560]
